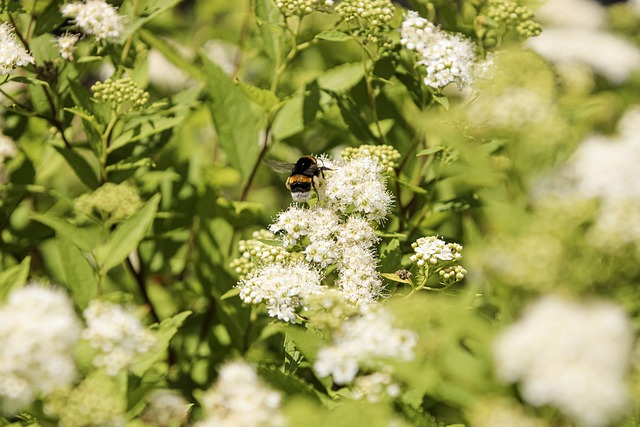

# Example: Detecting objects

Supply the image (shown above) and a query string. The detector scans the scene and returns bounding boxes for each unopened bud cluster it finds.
[439,265,467,283]
[229,230,292,280]
[74,182,142,225]
[91,76,149,111]
[485,0,541,38]
[336,0,394,43]
[341,144,400,174]
[275,0,334,16]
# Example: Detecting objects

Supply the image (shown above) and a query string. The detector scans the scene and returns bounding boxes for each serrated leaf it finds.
[53,146,99,189]
[31,212,95,251]
[235,79,280,112]
[56,236,97,309]
[201,55,264,181]
[95,194,160,274]
[130,311,192,376]
[0,257,30,302]
[315,30,351,42]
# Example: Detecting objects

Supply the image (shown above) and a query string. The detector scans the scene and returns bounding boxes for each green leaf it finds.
[0,257,30,302]
[130,311,192,377]
[416,146,444,156]
[201,55,264,181]
[95,194,161,274]
[235,79,280,112]
[31,212,95,252]
[381,273,413,285]
[124,0,182,37]
[56,237,97,309]
[53,146,99,189]
[315,30,351,42]
[139,29,204,81]
[254,0,281,62]
[392,176,428,194]
[317,63,364,93]
[433,94,450,110]
[33,0,64,36]
[380,238,401,274]
[271,94,304,140]
[221,287,240,300]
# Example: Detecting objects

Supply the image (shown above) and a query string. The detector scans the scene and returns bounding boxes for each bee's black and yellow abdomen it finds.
[286,174,313,202]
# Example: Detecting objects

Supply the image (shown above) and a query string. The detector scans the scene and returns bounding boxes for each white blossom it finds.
[535,0,606,29]
[494,295,633,427]
[196,360,284,427]
[61,0,124,42]
[0,22,34,75]
[410,236,462,266]
[0,284,80,414]
[314,307,417,384]
[335,244,383,305]
[56,33,80,60]
[238,260,325,323]
[82,300,156,376]
[142,390,191,427]
[323,156,393,222]
[527,29,640,84]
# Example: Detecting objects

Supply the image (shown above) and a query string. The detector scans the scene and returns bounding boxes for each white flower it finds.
[196,360,284,427]
[0,22,34,75]
[400,11,477,90]
[335,244,383,305]
[82,300,156,375]
[314,306,417,384]
[142,390,191,427]
[0,132,17,164]
[410,236,462,266]
[527,29,640,84]
[61,0,124,42]
[0,284,80,414]
[535,0,607,30]
[238,260,325,323]
[323,156,393,222]
[494,295,633,427]
[269,205,311,246]
[56,33,80,60]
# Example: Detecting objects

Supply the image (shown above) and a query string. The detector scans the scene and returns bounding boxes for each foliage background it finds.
[1,0,640,425]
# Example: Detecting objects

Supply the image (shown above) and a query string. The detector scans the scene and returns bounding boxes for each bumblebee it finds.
[264,155,331,202]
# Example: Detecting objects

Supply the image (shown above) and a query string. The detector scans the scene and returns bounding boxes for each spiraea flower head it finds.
[336,0,394,43]
[313,306,417,384]
[0,132,17,164]
[0,22,35,75]
[237,260,325,323]
[196,360,284,427]
[494,295,633,427]
[82,300,156,376]
[275,0,333,16]
[61,0,124,42]
[229,229,292,280]
[401,11,478,90]
[141,390,191,427]
[410,236,463,266]
[91,76,149,111]
[0,284,80,414]
[322,156,393,223]
[74,182,142,226]
[335,244,384,305]
[352,371,401,402]
[341,144,401,175]
[56,33,80,60]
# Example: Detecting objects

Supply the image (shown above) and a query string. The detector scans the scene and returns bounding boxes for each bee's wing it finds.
[263,158,295,174]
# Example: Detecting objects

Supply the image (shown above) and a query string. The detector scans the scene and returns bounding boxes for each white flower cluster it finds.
[61,0,124,42]
[0,132,17,164]
[238,260,325,323]
[82,300,156,375]
[0,22,34,76]
[494,295,633,427]
[314,307,417,384]
[535,106,640,250]
[410,236,462,266]
[196,360,284,427]
[321,156,393,222]
[0,285,80,414]
[142,390,191,427]
[352,371,401,402]
[401,11,477,90]
[56,33,80,60]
